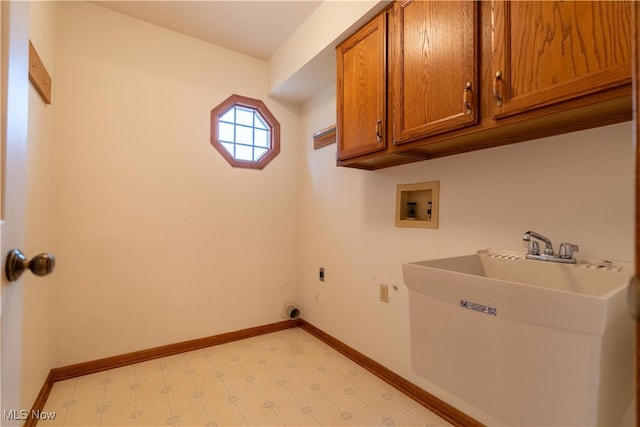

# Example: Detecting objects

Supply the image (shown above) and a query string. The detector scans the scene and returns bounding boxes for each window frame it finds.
[210,94,281,170]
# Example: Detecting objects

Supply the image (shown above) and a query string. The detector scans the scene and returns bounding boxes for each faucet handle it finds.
[559,242,579,259]
[527,241,540,255]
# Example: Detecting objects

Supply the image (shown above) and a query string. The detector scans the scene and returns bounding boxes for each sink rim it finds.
[404,249,631,299]
[402,249,632,334]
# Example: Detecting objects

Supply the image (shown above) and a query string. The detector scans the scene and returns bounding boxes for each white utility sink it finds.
[403,249,634,426]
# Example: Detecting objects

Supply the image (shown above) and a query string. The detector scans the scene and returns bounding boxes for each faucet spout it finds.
[523,231,554,255]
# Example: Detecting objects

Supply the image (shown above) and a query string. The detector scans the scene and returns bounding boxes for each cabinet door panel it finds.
[492,0,632,118]
[337,13,386,161]
[391,0,478,145]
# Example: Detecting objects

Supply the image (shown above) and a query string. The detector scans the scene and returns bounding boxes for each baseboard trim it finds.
[50,319,298,382]
[29,318,482,426]
[24,370,55,427]
[297,319,484,427]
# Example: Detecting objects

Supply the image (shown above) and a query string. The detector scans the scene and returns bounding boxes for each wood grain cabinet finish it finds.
[335,0,632,170]
[336,12,387,161]
[491,0,632,119]
[390,0,478,145]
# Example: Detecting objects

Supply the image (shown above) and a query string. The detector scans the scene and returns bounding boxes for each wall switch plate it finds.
[319,267,325,282]
[379,284,389,303]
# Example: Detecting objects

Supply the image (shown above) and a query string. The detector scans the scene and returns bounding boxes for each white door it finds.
[0,1,30,422]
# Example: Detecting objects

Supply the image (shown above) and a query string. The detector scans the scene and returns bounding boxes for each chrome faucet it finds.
[522,230,579,264]
[522,230,554,255]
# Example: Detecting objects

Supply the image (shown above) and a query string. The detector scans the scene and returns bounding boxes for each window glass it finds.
[235,125,254,145]
[219,122,235,142]
[235,144,253,161]
[254,129,269,148]
[235,107,254,127]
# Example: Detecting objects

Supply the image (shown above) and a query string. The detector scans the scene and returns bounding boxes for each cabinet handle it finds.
[493,70,504,107]
[376,119,383,142]
[463,81,473,115]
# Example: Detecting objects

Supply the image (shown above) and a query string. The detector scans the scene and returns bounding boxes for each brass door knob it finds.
[5,249,55,282]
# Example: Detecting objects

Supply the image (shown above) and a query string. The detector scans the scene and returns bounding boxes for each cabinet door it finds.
[390,0,478,146]
[492,0,632,119]
[337,12,386,161]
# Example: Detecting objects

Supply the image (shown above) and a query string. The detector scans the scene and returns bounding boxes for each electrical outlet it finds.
[379,284,389,303]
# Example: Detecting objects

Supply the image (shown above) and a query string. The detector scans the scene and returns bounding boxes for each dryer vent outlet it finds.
[283,304,300,320]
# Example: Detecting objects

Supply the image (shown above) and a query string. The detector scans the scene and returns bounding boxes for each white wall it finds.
[298,84,634,423]
[22,0,57,409]
[52,2,300,367]
[268,0,384,101]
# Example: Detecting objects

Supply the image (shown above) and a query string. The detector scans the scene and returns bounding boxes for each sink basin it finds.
[403,249,634,426]
[403,249,631,334]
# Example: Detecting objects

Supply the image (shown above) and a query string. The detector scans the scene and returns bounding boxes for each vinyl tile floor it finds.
[38,327,451,427]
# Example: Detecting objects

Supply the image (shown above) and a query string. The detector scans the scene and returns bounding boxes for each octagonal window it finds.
[210,94,280,169]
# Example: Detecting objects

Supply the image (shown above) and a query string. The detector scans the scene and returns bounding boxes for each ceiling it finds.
[93,1,323,61]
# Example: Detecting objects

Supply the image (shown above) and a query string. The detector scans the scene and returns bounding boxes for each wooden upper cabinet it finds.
[492,0,632,119]
[335,0,632,170]
[336,12,387,161]
[390,0,478,146]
